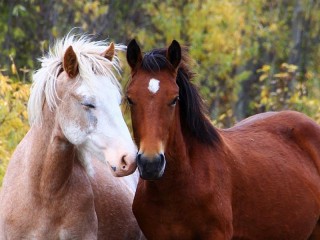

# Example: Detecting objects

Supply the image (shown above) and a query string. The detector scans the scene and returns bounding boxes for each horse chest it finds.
[133,189,218,239]
[0,175,98,239]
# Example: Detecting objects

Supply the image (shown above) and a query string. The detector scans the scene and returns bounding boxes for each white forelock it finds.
[28,33,126,126]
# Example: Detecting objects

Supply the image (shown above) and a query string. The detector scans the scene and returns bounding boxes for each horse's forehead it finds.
[56,72,77,95]
[130,70,177,94]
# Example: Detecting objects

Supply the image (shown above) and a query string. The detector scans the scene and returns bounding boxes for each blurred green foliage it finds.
[0,0,320,183]
[0,73,29,182]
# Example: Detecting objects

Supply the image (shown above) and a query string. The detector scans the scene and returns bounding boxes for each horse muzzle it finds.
[136,153,166,180]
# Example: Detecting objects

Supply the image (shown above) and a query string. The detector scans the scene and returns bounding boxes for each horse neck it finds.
[28,105,78,197]
[164,107,195,177]
[161,106,223,186]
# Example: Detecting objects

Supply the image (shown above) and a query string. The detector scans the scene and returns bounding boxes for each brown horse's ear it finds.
[102,42,115,61]
[63,46,79,78]
[127,39,142,70]
[167,40,181,69]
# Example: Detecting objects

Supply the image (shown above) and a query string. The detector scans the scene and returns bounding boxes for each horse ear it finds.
[127,39,142,70]
[63,46,79,78]
[167,40,181,69]
[102,42,115,61]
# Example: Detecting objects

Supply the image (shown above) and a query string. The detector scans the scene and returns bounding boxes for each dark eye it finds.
[126,96,134,105]
[81,102,96,109]
[170,96,179,106]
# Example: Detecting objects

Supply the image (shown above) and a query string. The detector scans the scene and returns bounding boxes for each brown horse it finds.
[0,35,143,239]
[126,39,320,239]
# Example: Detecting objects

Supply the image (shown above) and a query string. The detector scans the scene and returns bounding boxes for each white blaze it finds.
[148,78,160,94]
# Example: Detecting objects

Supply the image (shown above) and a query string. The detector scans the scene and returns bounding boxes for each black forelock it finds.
[140,48,175,73]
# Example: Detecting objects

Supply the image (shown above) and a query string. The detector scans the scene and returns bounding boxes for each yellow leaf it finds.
[261,88,269,98]
[11,64,17,75]
[269,23,278,32]
[274,73,288,78]
[261,96,269,105]
[259,74,268,82]
[218,113,226,121]
[262,65,270,72]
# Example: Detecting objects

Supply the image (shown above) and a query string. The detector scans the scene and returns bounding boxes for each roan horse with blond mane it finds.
[126,39,320,239]
[0,35,142,239]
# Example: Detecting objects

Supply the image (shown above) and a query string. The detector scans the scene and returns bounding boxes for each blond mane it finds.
[28,33,126,125]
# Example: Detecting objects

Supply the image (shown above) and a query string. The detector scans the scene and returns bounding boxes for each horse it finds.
[125,39,320,239]
[0,34,143,239]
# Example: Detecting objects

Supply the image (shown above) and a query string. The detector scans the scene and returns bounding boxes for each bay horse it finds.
[126,39,320,239]
[0,35,143,239]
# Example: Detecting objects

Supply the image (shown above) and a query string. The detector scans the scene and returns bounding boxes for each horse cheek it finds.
[57,100,91,145]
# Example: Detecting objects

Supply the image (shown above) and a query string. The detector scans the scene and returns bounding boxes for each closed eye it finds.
[81,102,96,109]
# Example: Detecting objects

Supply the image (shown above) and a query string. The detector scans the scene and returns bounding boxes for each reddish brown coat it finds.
[126,39,320,239]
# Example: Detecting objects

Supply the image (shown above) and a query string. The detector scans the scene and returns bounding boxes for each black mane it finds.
[140,48,221,146]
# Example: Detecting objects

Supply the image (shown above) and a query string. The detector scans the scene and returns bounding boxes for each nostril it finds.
[121,155,128,170]
[159,153,166,165]
[137,153,142,163]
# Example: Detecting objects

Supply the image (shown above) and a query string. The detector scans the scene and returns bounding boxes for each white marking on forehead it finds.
[148,78,160,94]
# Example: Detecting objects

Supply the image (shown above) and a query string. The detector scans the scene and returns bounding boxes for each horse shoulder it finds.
[0,145,98,239]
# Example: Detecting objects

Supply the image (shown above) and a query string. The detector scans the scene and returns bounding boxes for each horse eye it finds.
[126,96,134,105]
[81,102,96,109]
[170,96,179,106]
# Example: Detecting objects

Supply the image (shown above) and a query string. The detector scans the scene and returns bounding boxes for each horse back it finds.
[228,110,320,173]
[222,110,320,239]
